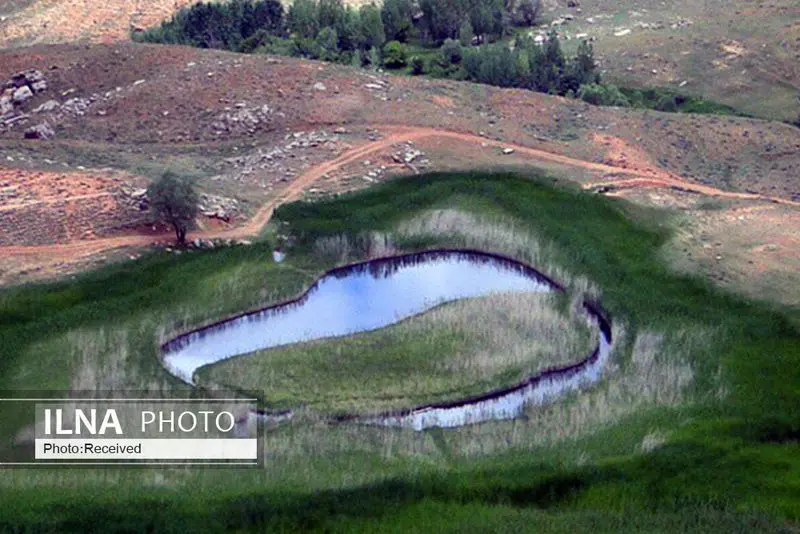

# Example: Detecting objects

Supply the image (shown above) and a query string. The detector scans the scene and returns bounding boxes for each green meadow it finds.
[0,171,798,532]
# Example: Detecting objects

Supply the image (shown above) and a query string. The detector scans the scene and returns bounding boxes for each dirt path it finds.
[582,177,800,207]
[2,125,798,264]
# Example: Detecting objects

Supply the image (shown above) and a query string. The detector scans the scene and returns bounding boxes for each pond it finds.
[162,250,559,384]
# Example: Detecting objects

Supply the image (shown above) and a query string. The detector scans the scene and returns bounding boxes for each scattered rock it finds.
[62,97,91,115]
[23,122,55,139]
[31,80,47,93]
[12,85,33,105]
[33,99,60,113]
[0,97,13,117]
[198,193,239,220]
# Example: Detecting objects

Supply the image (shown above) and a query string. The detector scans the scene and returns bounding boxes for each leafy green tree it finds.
[458,20,474,46]
[288,0,320,39]
[513,0,541,26]
[147,172,198,244]
[381,0,414,42]
[359,4,386,50]
[419,0,465,43]
[139,0,284,51]
[317,0,345,28]
[337,7,363,51]
[316,26,340,60]
[468,0,493,43]
[575,40,596,78]
[382,40,408,68]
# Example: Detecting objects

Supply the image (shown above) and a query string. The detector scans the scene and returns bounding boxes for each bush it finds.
[410,56,426,75]
[440,38,463,65]
[577,83,631,107]
[382,40,408,69]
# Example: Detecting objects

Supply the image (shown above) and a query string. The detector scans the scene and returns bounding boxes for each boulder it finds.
[24,122,55,139]
[12,85,33,105]
[31,80,47,93]
[313,82,327,91]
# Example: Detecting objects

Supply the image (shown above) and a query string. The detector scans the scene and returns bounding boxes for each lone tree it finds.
[147,172,198,244]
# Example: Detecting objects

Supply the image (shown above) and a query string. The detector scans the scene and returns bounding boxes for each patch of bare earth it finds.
[0,44,797,300]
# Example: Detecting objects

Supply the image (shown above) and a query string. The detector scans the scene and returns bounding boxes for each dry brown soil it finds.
[0,43,798,305]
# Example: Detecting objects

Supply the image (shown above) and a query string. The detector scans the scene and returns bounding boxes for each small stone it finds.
[24,122,55,139]
[33,100,60,113]
[12,85,33,105]
[502,148,515,155]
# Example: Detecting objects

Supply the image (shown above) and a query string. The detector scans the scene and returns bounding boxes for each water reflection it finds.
[162,250,556,383]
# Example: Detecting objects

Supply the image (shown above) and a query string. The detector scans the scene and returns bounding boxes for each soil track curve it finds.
[2,125,798,264]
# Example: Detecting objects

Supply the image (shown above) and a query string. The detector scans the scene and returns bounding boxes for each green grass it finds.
[0,171,799,531]
[198,292,597,412]
[617,86,752,117]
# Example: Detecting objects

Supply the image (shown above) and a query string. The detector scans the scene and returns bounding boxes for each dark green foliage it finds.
[381,0,414,42]
[464,42,517,86]
[316,26,340,60]
[359,4,386,50]
[512,0,542,26]
[440,38,464,64]
[458,33,597,95]
[287,0,319,39]
[617,86,751,116]
[337,7,363,51]
[317,0,345,29]
[418,0,464,43]
[137,0,283,50]
[578,83,631,107]
[382,40,408,68]
[410,55,426,75]
[146,172,198,244]
[459,20,475,46]
[2,172,799,530]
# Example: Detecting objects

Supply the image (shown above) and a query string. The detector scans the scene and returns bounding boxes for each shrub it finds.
[382,40,408,69]
[440,38,463,64]
[410,56,426,75]
[577,83,631,107]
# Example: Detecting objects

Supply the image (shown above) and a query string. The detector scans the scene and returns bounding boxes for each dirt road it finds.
[2,125,797,265]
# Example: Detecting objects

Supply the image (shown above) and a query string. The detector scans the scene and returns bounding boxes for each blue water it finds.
[162,251,553,383]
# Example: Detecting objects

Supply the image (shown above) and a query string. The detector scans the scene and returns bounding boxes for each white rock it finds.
[12,86,33,105]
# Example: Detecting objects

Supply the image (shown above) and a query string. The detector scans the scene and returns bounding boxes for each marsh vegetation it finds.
[0,171,797,531]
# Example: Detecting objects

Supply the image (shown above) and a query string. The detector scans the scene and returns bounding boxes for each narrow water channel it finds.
[161,250,612,430]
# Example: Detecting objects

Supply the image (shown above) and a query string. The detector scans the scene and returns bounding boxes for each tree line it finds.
[137,0,598,97]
